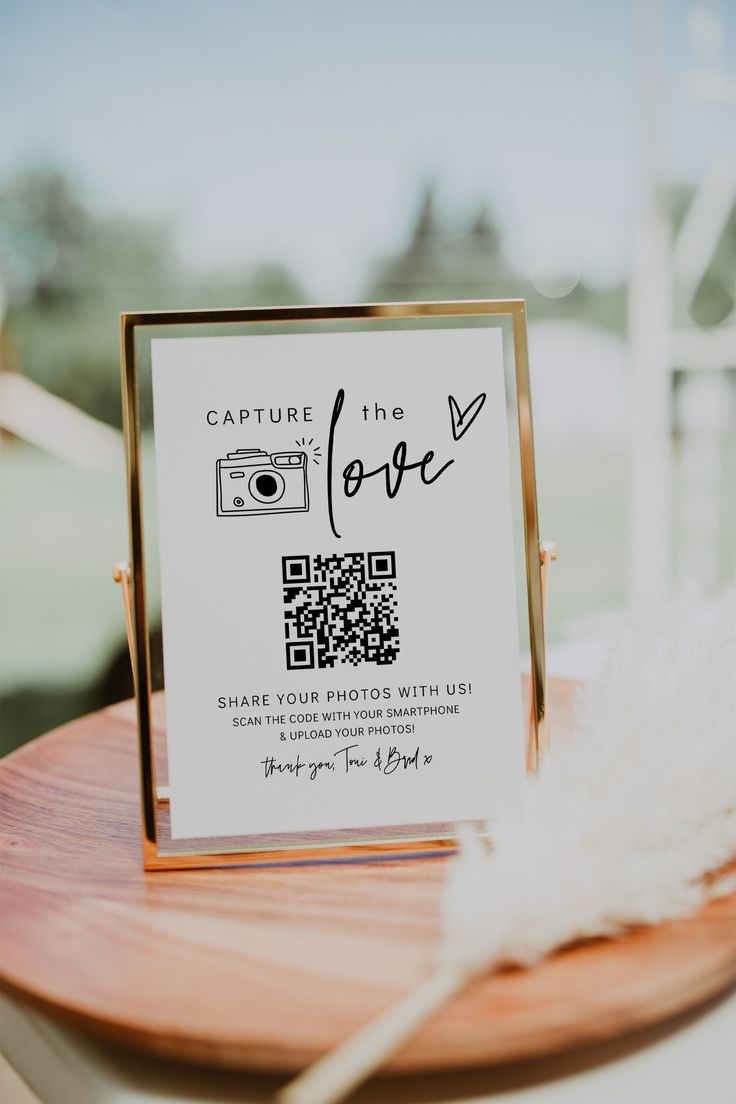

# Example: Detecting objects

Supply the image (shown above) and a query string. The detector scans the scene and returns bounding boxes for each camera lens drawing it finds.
[216,447,312,517]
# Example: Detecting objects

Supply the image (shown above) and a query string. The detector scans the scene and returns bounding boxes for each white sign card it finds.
[151,327,524,841]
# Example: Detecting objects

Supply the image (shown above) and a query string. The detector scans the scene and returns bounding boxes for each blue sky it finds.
[2,0,733,296]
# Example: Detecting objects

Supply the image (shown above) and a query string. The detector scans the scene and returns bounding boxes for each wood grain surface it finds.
[0,682,734,1075]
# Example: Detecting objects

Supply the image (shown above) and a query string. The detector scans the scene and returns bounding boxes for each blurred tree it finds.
[365,183,626,331]
[0,168,92,305]
[0,167,307,426]
[244,262,308,306]
[366,183,513,302]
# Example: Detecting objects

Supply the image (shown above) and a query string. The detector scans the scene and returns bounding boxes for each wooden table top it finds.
[1,682,734,1075]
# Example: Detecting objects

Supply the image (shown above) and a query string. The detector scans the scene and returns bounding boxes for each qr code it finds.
[282,552,399,670]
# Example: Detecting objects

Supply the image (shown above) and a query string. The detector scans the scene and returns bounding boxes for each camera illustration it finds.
[216,448,309,517]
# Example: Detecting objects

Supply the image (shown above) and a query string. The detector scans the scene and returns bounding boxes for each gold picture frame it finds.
[119,299,548,870]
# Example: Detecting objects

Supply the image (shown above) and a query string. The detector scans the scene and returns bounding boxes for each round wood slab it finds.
[1,682,734,1074]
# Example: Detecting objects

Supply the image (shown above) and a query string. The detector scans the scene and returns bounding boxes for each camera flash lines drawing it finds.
[296,436,322,465]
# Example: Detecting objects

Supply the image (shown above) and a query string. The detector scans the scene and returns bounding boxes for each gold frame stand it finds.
[117,299,554,870]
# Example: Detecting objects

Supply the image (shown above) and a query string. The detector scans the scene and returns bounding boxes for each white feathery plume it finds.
[278,594,736,1104]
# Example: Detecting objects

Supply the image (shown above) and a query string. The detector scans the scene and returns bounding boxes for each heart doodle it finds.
[448,392,487,441]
